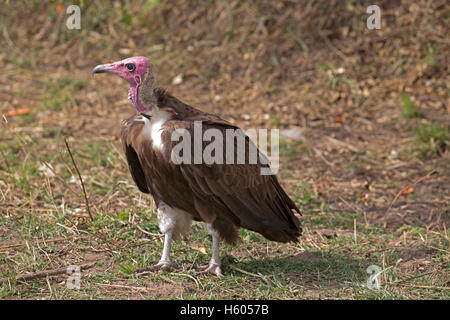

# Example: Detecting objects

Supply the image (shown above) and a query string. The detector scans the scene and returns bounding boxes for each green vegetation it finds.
[415,123,449,157]
[40,78,87,111]
[0,0,448,300]
[401,93,421,119]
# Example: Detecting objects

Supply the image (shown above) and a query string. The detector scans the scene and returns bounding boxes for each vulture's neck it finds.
[136,68,157,115]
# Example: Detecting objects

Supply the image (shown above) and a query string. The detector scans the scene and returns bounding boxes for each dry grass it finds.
[0,0,448,299]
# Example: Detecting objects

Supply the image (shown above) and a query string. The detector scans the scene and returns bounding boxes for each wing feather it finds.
[119,89,301,243]
[162,119,302,242]
[120,116,150,194]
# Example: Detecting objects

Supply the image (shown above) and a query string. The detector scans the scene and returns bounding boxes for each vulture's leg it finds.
[154,229,176,269]
[134,203,179,273]
[152,203,179,270]
[200,224,223,277]
[134,229,176,273]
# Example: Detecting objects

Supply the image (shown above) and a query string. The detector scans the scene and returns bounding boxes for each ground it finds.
[0,0,448,299]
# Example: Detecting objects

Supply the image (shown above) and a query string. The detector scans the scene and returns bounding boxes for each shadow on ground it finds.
[223,251,366,290]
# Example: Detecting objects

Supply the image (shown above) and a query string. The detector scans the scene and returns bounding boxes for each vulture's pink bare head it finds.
[92,56,151,112]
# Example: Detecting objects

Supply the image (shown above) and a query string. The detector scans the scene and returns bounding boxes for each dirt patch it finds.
[366,201,449,231]
[97,280,187,299]
[395,247,438,272]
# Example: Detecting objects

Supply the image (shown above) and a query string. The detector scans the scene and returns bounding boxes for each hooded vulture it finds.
[92,56,301,276]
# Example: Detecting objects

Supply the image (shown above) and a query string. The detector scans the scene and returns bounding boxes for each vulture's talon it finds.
[134,261,178,274]
[160,261,179,271]
[199,263,223,277]
[154,260,178,271]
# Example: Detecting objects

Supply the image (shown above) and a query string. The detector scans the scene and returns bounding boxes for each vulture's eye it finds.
[126,63,136,72]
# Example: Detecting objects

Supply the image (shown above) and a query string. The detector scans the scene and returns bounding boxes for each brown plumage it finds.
[121,88,302,245]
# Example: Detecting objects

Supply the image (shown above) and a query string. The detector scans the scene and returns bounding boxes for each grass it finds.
[415,122,449,157]
[0,135,448,300]
[1,95,445,300]
[40,78,88,112]
[400,93,448,158]
[401,93,421,119]
[1,0,449,300]
[1,126,447,299]
[1,192,447,299]
[279,138,310,158]
[423,42,440,68]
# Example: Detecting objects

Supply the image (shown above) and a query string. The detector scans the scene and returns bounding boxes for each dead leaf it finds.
[197,245,208,254]
[401,187,414,196]
[4,108,31,117]
[335,115,347,123]
[56,3,64,14]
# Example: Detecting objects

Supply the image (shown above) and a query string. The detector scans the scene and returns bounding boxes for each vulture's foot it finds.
[154,260,178,271]
[134,260,178,274]
[199,262,223,277]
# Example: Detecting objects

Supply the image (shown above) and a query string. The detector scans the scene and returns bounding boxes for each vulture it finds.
[92,56,301,276]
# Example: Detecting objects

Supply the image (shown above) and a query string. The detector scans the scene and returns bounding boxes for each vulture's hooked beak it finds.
[91,64,114,77]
